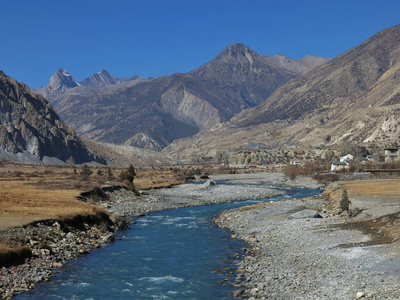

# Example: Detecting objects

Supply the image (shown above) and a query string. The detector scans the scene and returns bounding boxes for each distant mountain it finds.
[264,54,331,75]
[79,69,142,88]
[36,44,328,150]
[79,69,119,87]
[0,71,102,164]
[35,68,79,98]
[35,68,144,97]
[165,24,400,160]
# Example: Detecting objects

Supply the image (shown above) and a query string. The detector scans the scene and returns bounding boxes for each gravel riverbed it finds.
[215,197,400,299]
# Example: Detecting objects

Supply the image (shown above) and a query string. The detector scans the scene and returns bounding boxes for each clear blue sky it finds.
[1,0,399,88]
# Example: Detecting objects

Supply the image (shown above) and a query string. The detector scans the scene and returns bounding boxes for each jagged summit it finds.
[191,43,297,86]
[45,68,79,97]
[79,69,119,87]
[208,43,263,64]
[35,68,144,97]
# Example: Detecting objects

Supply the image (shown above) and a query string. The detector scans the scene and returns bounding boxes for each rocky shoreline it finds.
[215,196,400,299]
[102,177,290,217]
[0,213,122,299]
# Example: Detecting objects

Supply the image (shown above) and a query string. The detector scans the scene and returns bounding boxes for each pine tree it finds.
[340,189,351,212]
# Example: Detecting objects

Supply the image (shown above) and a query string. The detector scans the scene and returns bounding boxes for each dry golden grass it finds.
[324,179,400,206]
[340,179,400,197]
[0,162,112,231]
[0,162,186,231]
[239,202,269,212]
[0,179,105,231]
[324,179,400,246]
[134,170,184,190]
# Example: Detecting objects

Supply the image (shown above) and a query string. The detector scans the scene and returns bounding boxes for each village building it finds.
[384,144,400,162]
[340,153,354,162]
[331,161,348,171]
[330,153,354,171]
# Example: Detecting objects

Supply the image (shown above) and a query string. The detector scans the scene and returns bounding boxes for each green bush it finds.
[81,164,92,176]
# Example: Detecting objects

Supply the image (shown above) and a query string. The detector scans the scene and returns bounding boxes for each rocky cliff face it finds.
[0,71,99,163]
[36,44,327,150]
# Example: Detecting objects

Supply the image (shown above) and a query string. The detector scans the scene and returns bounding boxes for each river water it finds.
[16,186,319,300]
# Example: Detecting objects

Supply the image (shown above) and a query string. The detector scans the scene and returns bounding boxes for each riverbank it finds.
[0,212,123,299]
[101,173,323,217]
[215,183,400,299]
[0,172,321,299]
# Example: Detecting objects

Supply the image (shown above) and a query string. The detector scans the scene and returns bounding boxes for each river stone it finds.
[52,262,64,268]
[201,180,216,188]
[356,291,365,299]
[288,209,319,219]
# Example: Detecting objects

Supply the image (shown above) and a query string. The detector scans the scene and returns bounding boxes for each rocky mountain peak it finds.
[41,68,79,97]
[191,43,297,86]
[79,69,119,87]
[212,43,262,65]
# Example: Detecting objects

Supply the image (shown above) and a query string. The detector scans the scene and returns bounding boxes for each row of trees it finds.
[78,164,136,184]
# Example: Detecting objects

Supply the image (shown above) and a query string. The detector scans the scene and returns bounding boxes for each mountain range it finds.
[3,24,400,165]
[165,24,400,160]
[35,44,329,151]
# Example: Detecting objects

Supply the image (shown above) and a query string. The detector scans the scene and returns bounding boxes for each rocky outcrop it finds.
[0,71,100,163]
[0,212,120,299]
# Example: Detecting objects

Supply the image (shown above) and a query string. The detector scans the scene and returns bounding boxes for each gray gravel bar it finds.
[215,196,400,300]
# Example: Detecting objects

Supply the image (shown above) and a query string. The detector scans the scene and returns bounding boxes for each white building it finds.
[340,154,354,162]
[331,161,348,171]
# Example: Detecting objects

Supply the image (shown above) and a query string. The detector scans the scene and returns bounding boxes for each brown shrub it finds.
[313,173,339,183]
[0,245,32,266]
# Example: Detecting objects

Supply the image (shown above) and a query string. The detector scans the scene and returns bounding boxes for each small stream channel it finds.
[15,185,319,300]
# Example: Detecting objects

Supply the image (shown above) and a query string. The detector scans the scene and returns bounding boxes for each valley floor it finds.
[1,171,399,299]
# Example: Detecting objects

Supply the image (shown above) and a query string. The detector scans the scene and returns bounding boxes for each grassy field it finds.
[341,179,400,197]
[323,179,400,246]
[325,179,400,204]
[0,162,186,231]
